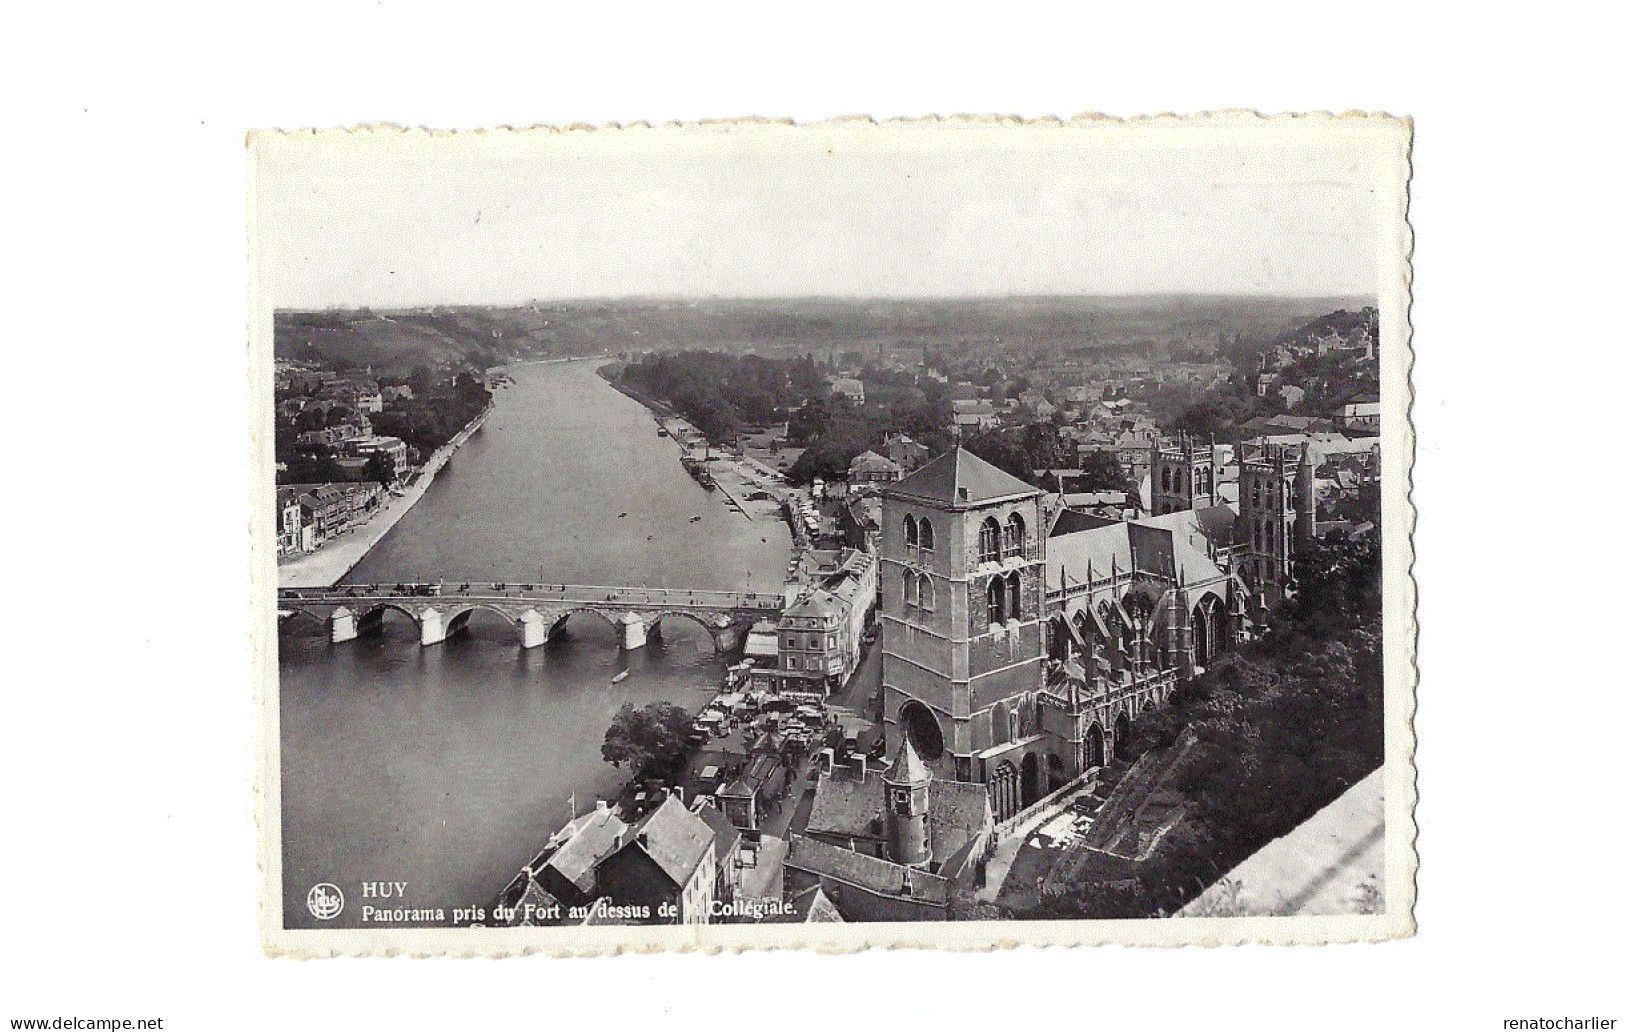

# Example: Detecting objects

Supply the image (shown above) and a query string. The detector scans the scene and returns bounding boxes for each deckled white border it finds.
[250,112,1415,956]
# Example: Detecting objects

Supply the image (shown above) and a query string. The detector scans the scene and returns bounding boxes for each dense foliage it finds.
[601,701,696,780]
[370,370,492,456]
[618,351,823,441]
[617,349,954,485]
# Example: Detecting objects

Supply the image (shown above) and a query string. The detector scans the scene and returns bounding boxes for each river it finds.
[277,359,792,929]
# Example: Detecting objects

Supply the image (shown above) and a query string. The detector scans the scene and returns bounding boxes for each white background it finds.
[3,2,1621,1028]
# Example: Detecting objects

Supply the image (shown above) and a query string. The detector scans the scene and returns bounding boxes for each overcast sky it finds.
[257,123,1392,308]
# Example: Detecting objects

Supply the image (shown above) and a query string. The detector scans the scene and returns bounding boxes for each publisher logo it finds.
[307,883,345,920]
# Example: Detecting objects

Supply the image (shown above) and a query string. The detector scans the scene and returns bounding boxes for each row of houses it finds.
[497,793,842,926]
[745,549,880,696]
[275,481,386,557]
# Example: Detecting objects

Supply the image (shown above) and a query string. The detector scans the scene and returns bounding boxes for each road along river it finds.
[276,359,791,929]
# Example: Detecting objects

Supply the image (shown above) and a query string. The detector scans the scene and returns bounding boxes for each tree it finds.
[1077,450,1131,492]
[601,702,695,779]
[363,451,396,486]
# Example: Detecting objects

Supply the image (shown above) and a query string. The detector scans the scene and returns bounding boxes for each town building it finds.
[776,549,878,695]
[276,487,308,556]
[691,800,743,905]
[285,482,384,545]
[830,377,866,406]
[1339,393,1381,430]
[345,435,408,469]
[884,433,930,473]
[838,493,882,553]
[718,753,788,831]
[848,450,903,484]
[593,795,718,925]
[950,399,998,433]
[529,803,630,907]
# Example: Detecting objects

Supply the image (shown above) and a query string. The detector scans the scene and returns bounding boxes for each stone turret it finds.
[884,737,932,868]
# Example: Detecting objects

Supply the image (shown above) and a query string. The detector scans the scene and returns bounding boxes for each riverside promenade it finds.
[277,405,490,589]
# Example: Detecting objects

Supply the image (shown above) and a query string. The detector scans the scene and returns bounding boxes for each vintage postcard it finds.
[251,113,1414,955]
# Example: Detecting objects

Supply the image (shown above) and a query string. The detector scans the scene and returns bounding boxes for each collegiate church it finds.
[876,442,1320,823]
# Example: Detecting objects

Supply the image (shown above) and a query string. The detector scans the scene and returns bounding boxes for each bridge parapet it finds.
[278,582,783,651]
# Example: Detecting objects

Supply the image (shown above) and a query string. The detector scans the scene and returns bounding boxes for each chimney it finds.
[854,754,868,780]
[595,799,608,812]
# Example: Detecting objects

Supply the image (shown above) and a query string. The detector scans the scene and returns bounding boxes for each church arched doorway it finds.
[1020,752,1040,809]
[1047,752,1066,792]
[1114,713,1132,763]
[1086,722,1105,770]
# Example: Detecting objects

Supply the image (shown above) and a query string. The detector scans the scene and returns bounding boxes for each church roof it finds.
[883,447,1039,508]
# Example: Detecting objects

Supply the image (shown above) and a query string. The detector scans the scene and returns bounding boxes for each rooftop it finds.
[883,448,1040,509]
[786,835,950,906]
[618,795,715,889]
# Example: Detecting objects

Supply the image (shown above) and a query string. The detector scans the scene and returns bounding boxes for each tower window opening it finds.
[1004,512,1026,560]
[979,516,1000,564]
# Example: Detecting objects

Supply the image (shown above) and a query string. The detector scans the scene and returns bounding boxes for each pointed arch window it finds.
[1006,570,1022,621]
[918,517,935,554]
[902,569,918,608]
[918,574,935,612]
[903,513,918,549]
[987,577,1006,625]
[1161,467,1172,493]
[1004,513,1026,560]
[979,517,1001,564]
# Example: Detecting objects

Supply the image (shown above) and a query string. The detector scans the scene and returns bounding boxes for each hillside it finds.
[275,295,1371,374]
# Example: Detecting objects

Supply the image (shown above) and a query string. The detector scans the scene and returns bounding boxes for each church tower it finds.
[1150,433,1220,516]
[879,448,1046,785]
[1238,443,1318,606]
[884,738,932,868]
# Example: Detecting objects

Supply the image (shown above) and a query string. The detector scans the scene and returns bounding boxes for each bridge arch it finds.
[358,602,424,633]
[445,604,523,645]
[551,607,621,637]
[647,610,723,651]
[445,604,521,629]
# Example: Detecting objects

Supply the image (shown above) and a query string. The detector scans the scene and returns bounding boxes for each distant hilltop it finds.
[1273,306,1378,351]
[275,296,1375,374]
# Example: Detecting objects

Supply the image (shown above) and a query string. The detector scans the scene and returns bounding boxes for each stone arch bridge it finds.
[278,582,783,652]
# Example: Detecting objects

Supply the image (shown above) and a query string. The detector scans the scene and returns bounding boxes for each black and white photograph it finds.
[10,1,1625,1025]
[254,117,1412,951]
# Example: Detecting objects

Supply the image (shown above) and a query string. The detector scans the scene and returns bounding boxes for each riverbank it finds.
[598,363,789,523]
[276,404,491,588]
